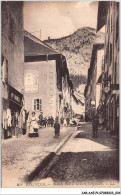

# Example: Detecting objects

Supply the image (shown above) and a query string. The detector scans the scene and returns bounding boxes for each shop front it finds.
[2,84,28,139]
[8,85,24,137]
[104,92,119,135]
[2,85,24,139]
[1,98,9,139]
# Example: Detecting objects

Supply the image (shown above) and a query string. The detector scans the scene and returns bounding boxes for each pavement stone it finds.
[1,126,75,187]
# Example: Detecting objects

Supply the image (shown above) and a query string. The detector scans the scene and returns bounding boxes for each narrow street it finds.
[1,1,120,192]
[2,123,119,188]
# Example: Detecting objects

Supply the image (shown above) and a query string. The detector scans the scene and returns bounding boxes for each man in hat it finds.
[92,114,99,138]
[54,117,60,138]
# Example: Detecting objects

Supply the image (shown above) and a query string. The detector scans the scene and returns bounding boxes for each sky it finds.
[24,1,98,40]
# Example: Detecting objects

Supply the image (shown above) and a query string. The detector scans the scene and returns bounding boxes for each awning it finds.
[97,2,109,32]
[8,85,23,107]
[97,74,102,84]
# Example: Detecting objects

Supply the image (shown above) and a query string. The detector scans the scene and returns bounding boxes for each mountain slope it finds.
[44,27,104,91]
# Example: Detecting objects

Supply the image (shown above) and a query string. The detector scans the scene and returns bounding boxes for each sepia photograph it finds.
[1,0,120,189]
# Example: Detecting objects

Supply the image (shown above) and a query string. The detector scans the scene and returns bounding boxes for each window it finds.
[111,16,113,32]
[110,43,112,65]
[102,56,104,71]
[115,61,117,84]
[116,16,119,42]
[34,99,42,111]
[1,56,8,84]
[24,72,39,93]
[105,45,109,63]
[9,17,14,43]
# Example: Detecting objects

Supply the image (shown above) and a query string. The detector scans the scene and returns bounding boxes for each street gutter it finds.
[25,126,77,182]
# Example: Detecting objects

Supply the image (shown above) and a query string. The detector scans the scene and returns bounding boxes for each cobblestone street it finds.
[2,123,119,188]
[2,126,75,187]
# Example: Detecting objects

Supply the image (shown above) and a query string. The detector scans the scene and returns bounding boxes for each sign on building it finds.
[24,70,39,93]
[91,100,95,105]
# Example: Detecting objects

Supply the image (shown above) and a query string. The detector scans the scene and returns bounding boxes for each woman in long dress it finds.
[29,111,39,134]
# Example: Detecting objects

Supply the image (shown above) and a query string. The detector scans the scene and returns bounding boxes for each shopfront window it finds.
[102,55,104,71]
[34,99,42,111]
[116,16,119,42]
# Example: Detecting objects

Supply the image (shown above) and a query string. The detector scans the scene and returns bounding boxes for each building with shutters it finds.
[24,31,73,120]
[84,43,104,121]
[97,1,119,134]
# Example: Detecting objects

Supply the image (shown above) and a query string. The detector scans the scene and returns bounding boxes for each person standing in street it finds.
[14,112,19,138]
[38,113,43,127]
[54,117,60,138]
[48,117,51,126]
[60,117,64,126]
[92,114,99,138]
[43,117,47,127]
[50,116,54,127]
[66,117,70,127]
[64,118,67,127]
[30,111,39,131]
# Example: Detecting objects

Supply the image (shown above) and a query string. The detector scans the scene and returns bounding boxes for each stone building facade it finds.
[1,2,24,138]
[97,1,119,134]
[85,1,119,133]
[84,43,104,121]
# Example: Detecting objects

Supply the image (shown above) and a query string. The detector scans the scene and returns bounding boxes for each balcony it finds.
[110,84,119,90]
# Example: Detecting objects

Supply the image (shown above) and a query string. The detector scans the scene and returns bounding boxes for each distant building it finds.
[1,2,24,138]
[71,91,85,117]
[62,73,73,119]
[97,1,119,134]
[24,31,73,120]
[84,68,91,121]
[84,43,104,121]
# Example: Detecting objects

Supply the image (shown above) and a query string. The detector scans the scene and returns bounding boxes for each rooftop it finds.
[24,30,59,57]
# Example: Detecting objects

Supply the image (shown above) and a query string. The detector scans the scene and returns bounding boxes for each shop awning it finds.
[97,1,109,32]
[8,85,23,107]
[97,74,102,84]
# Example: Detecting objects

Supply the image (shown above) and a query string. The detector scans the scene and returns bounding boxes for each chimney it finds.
[48,36,50,40]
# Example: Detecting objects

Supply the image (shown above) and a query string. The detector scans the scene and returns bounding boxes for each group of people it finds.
[28,111,74,139]
[38,115,54,127]
[9,110,100,139]
[60,117,70,127]
[27,112,61,138]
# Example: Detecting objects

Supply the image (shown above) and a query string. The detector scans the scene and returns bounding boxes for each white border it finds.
[0,0,121,194]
